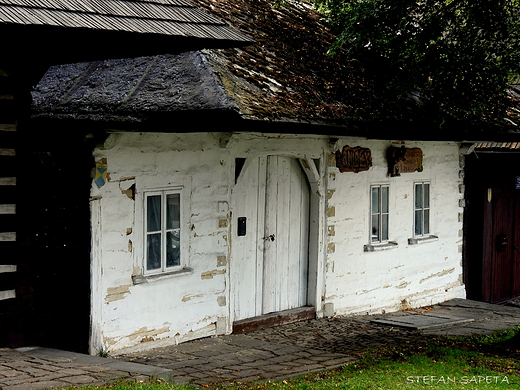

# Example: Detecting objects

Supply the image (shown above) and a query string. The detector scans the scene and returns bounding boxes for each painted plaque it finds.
[335,146,372,173]
[387,146,423,177]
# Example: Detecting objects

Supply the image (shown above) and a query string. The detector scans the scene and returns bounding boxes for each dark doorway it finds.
[464,151,520,303]
[6,131,93,353]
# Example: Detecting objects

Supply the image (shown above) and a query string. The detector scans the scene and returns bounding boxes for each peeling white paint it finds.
[89,133,465,354]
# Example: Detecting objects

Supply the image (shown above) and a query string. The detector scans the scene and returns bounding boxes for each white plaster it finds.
[325,140,465,316]
[89,132,465,354]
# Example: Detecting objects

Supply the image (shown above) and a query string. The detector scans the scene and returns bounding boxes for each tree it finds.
[312,0,520,122]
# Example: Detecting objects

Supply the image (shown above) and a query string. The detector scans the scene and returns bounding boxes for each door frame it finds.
[229,152,326,326]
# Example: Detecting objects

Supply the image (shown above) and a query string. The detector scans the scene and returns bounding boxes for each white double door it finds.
[232,155,310,321]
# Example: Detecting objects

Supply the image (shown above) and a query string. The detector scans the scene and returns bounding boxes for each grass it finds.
[64,329,520,390]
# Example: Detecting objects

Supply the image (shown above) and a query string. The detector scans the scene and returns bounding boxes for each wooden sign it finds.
[335,146,372,173]
[387,146,423,177]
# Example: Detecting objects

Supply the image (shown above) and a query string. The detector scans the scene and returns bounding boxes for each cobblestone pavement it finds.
[0,347,172,390]
[119,317,430,387]
[3,299,520,389]
[120,298,520,387]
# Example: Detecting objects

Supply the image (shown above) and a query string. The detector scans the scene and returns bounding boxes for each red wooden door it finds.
[465,152,520,304]
[485,191,520,302]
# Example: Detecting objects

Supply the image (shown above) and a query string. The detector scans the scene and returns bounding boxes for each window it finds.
[370,185,389,242]
[414,182,430,236]
[145,190,182,273]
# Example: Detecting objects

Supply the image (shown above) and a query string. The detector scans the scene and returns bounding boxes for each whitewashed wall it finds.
[89,132,466,355]
[325,139,466,316]
[89,132,329,355]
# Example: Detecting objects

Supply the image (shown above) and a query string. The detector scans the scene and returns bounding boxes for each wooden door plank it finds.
[514,194,520,297]
[255,156,267,316]
[490,194,514,302]
[297,160,310,306]
[276,156,291,312]
[262,155,279,313]
[232,157,262,320]
[287,158,301,309]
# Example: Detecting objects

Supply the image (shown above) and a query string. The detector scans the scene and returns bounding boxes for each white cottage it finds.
[29,0,520,355]
[84,132,465,353]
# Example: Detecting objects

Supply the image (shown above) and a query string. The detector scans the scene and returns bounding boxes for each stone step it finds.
[233,306,316,334]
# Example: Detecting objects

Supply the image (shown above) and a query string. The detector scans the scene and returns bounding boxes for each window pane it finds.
[166,194,181,230]
[415,210,423,235]
[415,184,423,209]
[424,184,430,208]
[424,209,430,234]
[166,230,181,267]
[371,187,380,213]
[147,195,161,232]
[371,214,380,242]
[381,214,389,241]
[147,233,162,270]
[381,186,389,213]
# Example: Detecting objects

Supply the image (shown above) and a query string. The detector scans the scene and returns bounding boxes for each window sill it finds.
[132,267,193,285]
[408,235,439,245]
[364,241,398,252]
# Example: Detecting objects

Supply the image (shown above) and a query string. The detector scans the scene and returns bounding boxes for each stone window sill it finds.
[364,241,398,252]
[132,267,193,285]
[408,235,439,245]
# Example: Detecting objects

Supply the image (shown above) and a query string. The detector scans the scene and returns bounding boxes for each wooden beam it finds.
[0,204,15,214]
[0,124,16,132]
[0,232,15,242]
[0,290,15,301]
[0,265,16,273]
[0,148,15,156]
[0,178,15,186]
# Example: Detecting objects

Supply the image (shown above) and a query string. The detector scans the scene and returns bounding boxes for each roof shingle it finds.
[0,0,250,42]
[30,0,520,139]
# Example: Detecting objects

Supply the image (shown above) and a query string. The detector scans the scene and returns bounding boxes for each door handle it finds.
[263,234,275,242]
[496,234,508,252]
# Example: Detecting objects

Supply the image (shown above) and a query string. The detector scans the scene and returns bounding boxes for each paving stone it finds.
[54,368,89,376]
[3,380,67,390]
[1,375,35,386]
[57,375,99,384]
[229,368,262,377]
[0,369,23,378]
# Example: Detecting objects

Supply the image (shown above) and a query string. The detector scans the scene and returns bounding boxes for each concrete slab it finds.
[370,312,474,330]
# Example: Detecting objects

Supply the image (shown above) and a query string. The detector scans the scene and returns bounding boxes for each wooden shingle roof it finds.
[30,0,520,140]
[0,0,250,42]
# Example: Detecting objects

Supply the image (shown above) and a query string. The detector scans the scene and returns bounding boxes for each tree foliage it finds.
[312,0,520,122]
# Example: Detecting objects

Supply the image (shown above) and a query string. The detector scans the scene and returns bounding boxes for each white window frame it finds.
[365,184,397,252]
[409,181,438,245]
[370,184,390,243]
[413,181,430,237]
[143,187,184,276]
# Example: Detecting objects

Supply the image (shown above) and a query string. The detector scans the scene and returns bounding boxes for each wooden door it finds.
[484,191,520,302]
[233,155,310,321]
[464,152,520,303]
